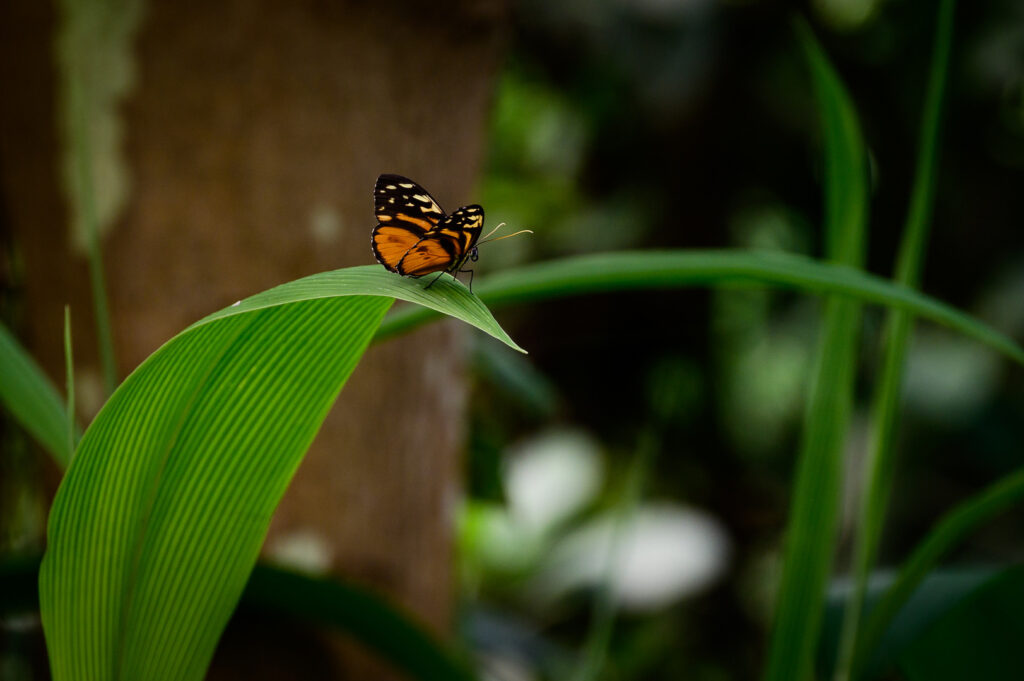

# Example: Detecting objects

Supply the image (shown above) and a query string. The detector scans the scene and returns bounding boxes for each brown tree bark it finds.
[0,1,506,678]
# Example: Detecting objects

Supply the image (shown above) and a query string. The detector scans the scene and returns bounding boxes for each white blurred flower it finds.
[504,430,605,534]
[530,502,730,612]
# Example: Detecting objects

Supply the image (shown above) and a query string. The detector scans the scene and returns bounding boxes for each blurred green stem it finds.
[572,427,657,681]
[64,306,76,460]
[833,2,956,679]
[69,65,117,396]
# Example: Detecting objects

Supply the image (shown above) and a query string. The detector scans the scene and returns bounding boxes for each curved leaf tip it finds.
[195,265,525,354]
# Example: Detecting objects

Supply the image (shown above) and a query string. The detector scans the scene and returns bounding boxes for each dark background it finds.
[461,0,1024,678]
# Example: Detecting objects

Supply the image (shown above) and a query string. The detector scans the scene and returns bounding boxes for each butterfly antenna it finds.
[478,229,534,245]
[480,222,507,242]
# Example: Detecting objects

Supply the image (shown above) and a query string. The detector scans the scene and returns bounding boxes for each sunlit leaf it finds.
[2,556,477,681]
[40,266,518,681]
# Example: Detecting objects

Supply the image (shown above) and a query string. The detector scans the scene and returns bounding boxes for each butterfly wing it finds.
[371,174,447,273]
[436,205,484,268]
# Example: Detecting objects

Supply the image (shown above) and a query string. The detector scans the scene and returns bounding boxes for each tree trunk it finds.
[0,0,506,678]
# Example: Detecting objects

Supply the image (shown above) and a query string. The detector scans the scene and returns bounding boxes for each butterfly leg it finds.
[424,271,446,290]
[460,268,474,294]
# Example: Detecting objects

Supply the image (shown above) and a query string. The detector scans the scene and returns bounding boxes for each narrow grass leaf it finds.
[0,321,74,465]
[765,19,869,681]
[834,3,957,679]
[375,251,1024,367]
[243,564,477,681]
[39,266,519,681]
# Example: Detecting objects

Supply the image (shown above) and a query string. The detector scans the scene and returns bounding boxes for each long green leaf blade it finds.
[0,321,74,465]
[765,19,869,681]
[243,564,477,681]
[39,266,518,681]
[835,2,957,678]
[374,251,1024,367]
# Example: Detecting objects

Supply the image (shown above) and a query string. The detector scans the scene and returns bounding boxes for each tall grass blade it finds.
[39,266,519,681]
[764,19,869,681]
[0,321,75,465]
[834,2,957,678]
[374,251,1024,367]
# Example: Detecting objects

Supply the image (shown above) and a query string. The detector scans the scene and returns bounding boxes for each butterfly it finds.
[370,174,530,292]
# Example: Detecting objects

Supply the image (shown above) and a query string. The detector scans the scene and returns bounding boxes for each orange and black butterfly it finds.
[370,174,530,291]
[371,174,483,290]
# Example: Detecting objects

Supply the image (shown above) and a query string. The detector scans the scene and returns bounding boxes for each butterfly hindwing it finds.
[372,174,448,273]
[398,238,457,276]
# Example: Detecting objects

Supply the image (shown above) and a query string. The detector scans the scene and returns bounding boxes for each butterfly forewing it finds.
[374,174,444,232]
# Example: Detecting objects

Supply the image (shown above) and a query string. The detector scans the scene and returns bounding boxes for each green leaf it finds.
[197,266,523,353]
[897,566,1024,680]
[820,567,1000,678]
[472,338,559,418]
[834,2,957,678]
[375,250,1024,367]
[765,18,869,681]
[2,556,477,681]
[39,266,517,681]
[853,467,1024,676]
[0,321,75,465]
[243,564,477,681]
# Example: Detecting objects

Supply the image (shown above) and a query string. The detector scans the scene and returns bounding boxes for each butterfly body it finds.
[371,174,484,287]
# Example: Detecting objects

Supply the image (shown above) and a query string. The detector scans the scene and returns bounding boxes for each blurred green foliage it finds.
[459,1,1024,679]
